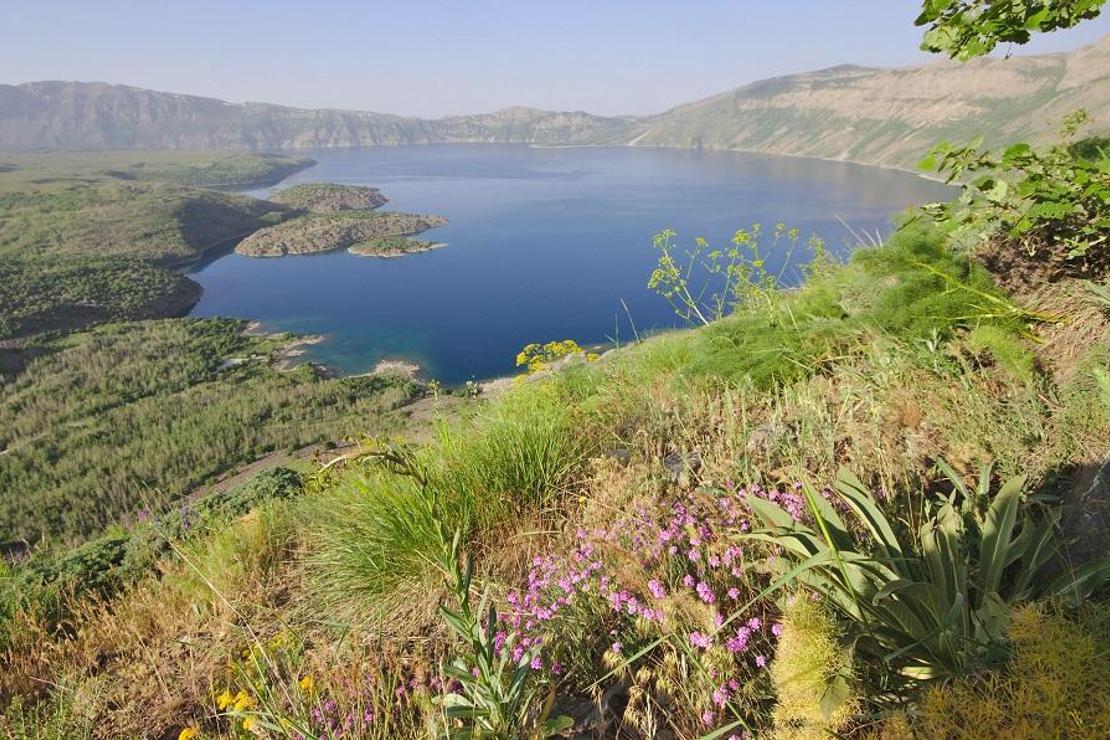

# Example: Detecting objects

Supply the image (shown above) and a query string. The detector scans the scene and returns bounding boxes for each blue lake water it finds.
[188,145,952,384]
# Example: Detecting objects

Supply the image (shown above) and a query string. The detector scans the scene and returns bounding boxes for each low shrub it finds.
[770,595,857,738]
[910,603,1110,738]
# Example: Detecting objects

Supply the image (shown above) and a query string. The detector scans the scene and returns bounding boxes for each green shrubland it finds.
[0,319,420,547]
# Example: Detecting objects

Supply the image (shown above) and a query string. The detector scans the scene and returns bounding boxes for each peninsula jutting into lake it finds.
[233,181,449,258]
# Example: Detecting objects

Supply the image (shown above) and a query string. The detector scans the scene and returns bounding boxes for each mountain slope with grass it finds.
[2,15,1110,735]
[630,34,1110,169]
[3,128,1108,736]
[3,36,1107,169]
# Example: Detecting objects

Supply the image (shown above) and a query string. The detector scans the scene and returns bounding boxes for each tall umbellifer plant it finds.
[745,467,1109,691]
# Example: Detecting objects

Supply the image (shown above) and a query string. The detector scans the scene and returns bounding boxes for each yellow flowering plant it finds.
[515,339,591,375]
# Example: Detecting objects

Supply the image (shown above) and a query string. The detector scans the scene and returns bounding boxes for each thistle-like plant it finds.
[745,466,1110,690]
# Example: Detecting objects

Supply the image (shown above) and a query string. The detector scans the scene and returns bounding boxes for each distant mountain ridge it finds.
[2,34,1108,169]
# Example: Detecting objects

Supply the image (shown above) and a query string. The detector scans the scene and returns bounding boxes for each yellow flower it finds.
[215,689,233,710]
[242,716,258,732]
[178,728,199,740]
[298,674,315,693]
[232,690,255,712]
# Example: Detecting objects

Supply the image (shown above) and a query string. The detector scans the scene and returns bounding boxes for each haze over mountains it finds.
[2,35,1107,170]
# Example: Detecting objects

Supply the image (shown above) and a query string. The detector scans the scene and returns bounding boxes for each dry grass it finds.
[4,264,1109,737]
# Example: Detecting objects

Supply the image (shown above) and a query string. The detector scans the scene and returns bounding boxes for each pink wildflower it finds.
[690,631,713,649]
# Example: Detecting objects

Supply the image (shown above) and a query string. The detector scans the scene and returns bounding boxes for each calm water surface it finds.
[188,145,951,383]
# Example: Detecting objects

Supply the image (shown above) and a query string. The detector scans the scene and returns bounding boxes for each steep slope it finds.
[631,35,1110,169]
[0,36,1107,169]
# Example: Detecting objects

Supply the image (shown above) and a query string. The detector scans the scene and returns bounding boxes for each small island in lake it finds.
[236,183,448,258]
[348,235,444,257]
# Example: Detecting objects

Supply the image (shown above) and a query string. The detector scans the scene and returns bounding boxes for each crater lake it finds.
[188,145,952,383]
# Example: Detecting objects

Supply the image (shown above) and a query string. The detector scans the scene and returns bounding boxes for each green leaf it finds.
[543,715,575,735]
[1003,143,1033,164]
[1045,557,1110,604]
[834,468,905,566]
[977,476,1025,599]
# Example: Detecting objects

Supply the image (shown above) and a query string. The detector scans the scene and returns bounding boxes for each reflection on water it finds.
[189,145,952,383]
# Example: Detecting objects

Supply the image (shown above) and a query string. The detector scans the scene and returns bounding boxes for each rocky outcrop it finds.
[269,183,388,213]
[235,212,447,257]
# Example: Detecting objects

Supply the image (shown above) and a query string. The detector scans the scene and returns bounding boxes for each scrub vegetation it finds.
[2,7,1109,739]
[3,131,1107,735]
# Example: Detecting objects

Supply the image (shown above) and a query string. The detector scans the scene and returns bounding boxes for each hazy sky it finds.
[4,1,1109,117]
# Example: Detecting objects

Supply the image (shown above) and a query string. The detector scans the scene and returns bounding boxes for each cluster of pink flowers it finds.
[298,687,382,739]
[481,481,805,732]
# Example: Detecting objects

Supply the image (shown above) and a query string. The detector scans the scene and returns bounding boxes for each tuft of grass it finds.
[308,374,603,622]
[965,324,1036,382]
[686,221,1031,388]
[431,376,599,523]
[308,470,447,619]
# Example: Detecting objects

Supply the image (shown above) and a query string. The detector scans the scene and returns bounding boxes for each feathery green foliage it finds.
[684,221,1031,387]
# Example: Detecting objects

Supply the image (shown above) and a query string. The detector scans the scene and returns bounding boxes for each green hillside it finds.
[630,35,1110,169]
[2,128,1108,737]
[1,11,1109,738]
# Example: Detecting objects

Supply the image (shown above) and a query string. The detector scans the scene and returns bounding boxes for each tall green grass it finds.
[308,373,604,616]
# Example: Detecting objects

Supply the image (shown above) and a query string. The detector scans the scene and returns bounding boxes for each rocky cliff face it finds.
[2,35,1107,169]
[630,35,1110,168]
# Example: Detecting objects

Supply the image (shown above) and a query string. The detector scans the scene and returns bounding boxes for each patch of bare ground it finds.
[981,251,1110,568]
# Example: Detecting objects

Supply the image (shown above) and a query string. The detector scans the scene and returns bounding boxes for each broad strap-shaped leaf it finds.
[834,468,906,568]
[802,480,849,544]
[977,475,1026,600]
[1045,557,1110,604]
[973,591,1011,643]
[921,501,968,632]
[1008,509,1060,600]
[745,494,798,531]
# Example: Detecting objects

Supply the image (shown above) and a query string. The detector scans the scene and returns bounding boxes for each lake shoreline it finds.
[190,144,951,384]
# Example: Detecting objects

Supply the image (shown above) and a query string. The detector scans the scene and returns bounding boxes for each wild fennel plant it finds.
[648,223,826,326]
